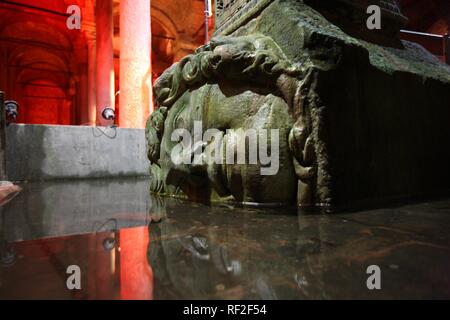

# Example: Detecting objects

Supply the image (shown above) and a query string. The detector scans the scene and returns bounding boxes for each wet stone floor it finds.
[0,178,450,299]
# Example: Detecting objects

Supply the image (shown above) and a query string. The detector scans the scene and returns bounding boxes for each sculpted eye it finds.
[209,55,222,69]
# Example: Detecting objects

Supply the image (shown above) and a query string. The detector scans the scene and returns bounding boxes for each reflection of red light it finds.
[120,227,153,300]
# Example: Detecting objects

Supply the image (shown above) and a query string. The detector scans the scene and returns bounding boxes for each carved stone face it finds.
[147,34,316,206]
[156,81,298,205]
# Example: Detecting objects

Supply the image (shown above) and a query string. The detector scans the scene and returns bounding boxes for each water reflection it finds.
[147,197,277,299]
[146,196,450,300]
[1,178,152,242]
[1,181,450,299]
[0,226,153,299]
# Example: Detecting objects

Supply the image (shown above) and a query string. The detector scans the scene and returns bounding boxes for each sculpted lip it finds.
[169,120,281,176]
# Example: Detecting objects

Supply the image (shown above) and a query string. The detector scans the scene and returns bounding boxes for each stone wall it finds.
[243,0,450,206]
[5,124,150,181]
[1,178,152,242]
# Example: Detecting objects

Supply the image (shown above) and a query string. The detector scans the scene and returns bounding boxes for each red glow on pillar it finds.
[119,0,153,129]
[119,227,153,300]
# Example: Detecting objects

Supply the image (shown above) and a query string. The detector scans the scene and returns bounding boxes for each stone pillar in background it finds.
[0,46,7,94]
[120,228,153,300]
[96,0,115,126]
[444,33,450,65]
[87,38,97,125]
[0,91,6,180]
[78,63,89,125]
[120,0,152,129]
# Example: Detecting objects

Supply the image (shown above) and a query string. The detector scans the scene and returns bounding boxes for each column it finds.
[120,227,153,300]
[78,63,88,125]
[87,38,97,125]
[444,33,450,65]
[120,0,152,129]
[0,46,7,93]
[0,91,6,180]
[96,0,115,126]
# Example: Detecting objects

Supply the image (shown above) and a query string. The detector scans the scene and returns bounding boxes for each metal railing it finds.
[400,30,450,65]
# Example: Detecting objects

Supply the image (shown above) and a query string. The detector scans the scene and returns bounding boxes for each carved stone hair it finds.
[147,34,315,203]
[153,34,299,108]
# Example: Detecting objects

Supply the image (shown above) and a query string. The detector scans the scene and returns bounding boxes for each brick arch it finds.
[4,26,75,125]
[151,16,178,76]
[151,4,182,37]
[0,2,89,125]
[8,48,70,71]
[12,55,74,125]
[151,0,208,60]
[0,18,74,49]
[1,0,209,127]
[15,62,70,88]
[20,79,71,125]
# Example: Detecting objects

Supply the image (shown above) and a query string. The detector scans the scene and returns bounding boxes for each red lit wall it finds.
[21,80,73,125]
[0,0,208,127]
[0,0,87,126]
[4,1,447,127]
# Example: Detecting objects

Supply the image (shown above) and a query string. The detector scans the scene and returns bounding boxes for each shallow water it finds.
[1,178,450,299]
